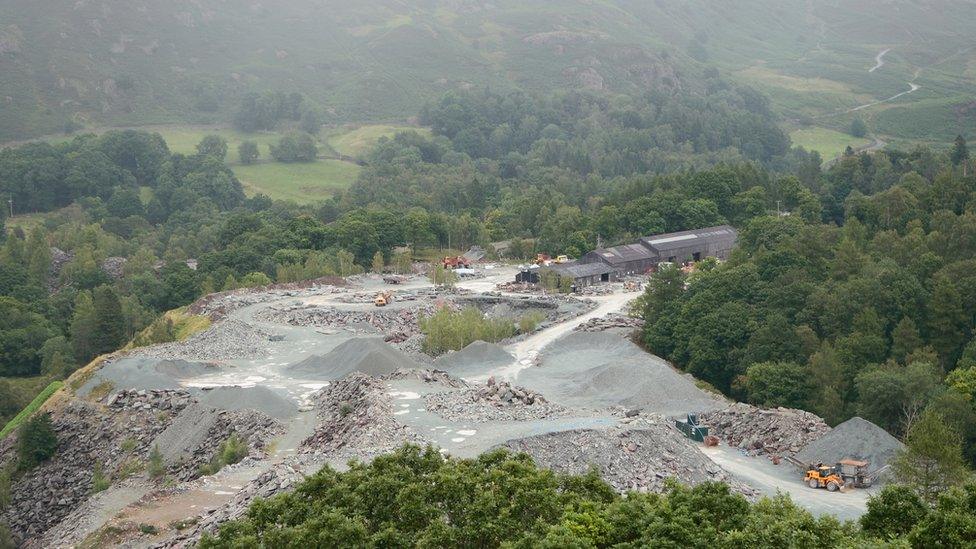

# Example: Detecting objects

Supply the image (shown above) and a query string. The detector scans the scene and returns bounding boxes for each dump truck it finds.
[374,291,392,307]
[804,463,844,492]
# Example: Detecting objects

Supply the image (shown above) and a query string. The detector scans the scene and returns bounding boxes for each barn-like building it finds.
[581,225,737,274]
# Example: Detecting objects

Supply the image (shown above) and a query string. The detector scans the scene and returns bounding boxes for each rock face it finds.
[0,389,281,545]
[503,417,756,496]
[702,403,830,458]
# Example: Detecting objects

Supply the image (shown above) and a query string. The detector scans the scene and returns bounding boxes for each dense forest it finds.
[639,142,976,466]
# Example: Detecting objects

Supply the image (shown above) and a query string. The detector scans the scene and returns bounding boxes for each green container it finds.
[675,419,709,442]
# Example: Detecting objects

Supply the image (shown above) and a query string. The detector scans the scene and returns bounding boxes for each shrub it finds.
[120,437,138,453]
[92,464,110,493]
[518,311,547,333]
[199,433,248,477]
[16,413,57,471]
[220,433,247,466]
[420,307,516,355]
[238,141,259,165]
[116,459,144,481]
[148,445,166,479]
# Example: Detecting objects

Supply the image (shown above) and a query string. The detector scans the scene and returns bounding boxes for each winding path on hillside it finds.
[869,48,890,73]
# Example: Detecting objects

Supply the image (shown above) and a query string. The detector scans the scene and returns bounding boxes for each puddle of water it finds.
[457,430,476,436]
[394,410,409,416]
[390,391,421,400]
[451,437,465,442]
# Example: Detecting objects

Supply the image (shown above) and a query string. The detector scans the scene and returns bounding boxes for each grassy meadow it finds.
[789,127,871,161]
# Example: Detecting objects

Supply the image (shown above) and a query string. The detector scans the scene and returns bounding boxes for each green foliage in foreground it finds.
[0,381,61,439]
[201,445,972,548]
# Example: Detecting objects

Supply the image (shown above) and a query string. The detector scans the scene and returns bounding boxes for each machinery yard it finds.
[1,264,896,546]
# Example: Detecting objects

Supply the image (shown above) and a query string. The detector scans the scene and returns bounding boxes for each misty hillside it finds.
[2,0,975,142]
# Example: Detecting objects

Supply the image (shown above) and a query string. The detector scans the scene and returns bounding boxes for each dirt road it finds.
[484,290,637,382]
[702,445,873,520]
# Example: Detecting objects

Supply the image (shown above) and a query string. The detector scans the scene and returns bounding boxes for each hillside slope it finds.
[1,0,975,142]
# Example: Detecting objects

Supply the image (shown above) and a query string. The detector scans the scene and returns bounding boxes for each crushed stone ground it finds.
[286,337,420,379]
[518,331,722,414]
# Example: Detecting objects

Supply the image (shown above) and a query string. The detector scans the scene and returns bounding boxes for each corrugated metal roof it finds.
[639,225,737,253]
[549,262,617,278]
[592,243,658,265]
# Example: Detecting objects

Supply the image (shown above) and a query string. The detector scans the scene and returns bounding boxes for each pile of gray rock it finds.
[106,388,194,412]
[187,284,345,319]
[129,318,275,360]
[425,377,566,422]
[702,403,830,458]
[574,314,644,332]
[503,416,756,496]
[258,303,436,336]
[300,373,425,460]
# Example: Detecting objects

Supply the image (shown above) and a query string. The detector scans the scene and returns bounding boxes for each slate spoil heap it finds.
[702,403,830,458]
[503,416,757,496]
[299,373,425,460]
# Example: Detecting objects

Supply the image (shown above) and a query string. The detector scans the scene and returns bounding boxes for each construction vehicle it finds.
[534,253,551,265]
[374,291,392,307]
[442,256,471,269]
[674,413,710,443]
[837,459,873,488]
[554,255,570,264]
[804,463,844,492]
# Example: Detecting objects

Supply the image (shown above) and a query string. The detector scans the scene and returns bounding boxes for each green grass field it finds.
[326,125,430,158]
[789,127,871,161]
[149,125,363,203]
[148,126,288,164]
[233,160,360,203]
[0,380,62,438]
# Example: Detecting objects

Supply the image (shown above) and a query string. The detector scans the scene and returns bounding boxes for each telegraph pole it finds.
[7,199,11,218]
